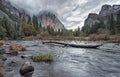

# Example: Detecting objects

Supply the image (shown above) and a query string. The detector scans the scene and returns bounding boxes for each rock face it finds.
[99,5,120,16]
[99,4,112,16]
[0,0,30,23]
[84,13,101,27]
[0,0,65,31]
[37,11,65,30]
[82,4,120,35]
[84,4,120,27]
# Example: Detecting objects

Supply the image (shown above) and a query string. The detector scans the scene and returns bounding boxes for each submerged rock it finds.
[0,56,7,61]
[0,40,4,47]
[0,65,4,77]
[0,58,6,77]
[9,43,26,51]
[20,62,34,77]
[21,55,32,59]
[5,51,18,56]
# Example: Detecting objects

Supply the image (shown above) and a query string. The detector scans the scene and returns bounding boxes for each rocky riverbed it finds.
[0,40,120,77]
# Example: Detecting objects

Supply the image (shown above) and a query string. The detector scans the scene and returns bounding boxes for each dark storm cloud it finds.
[8,0,120,29]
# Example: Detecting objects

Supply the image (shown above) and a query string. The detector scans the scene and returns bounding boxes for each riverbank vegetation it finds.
[31,53,53,62]
[0,16,120,43]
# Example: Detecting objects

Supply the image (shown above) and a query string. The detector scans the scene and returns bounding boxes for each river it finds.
[3,40,120,77]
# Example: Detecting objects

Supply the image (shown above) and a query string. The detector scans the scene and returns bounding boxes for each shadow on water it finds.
[3,41,120,77]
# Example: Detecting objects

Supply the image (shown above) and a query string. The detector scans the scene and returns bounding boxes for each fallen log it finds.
[42,41,102,48]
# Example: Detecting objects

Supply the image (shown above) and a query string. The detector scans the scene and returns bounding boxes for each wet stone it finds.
[20,62,34,77]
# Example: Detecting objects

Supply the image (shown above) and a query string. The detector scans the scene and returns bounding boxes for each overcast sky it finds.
[8,0,120,29]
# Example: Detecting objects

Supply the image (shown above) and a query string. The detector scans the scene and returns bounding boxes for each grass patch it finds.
[31,53,53,62]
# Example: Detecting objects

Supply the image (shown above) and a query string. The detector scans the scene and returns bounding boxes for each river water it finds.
[3,40,120,77]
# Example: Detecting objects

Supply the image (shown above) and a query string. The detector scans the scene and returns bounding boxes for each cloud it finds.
[8,0,120,30]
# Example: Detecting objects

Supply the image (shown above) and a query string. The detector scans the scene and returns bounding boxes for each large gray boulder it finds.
[19,62,34,77]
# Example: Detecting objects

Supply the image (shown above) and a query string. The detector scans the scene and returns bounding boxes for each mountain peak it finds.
[37,11,65,30]
[99,4,112,16]
[88,13,99,19]
[82,4,120,35]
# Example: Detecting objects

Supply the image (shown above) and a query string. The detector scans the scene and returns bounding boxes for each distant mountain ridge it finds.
[37,11,65,30]
[82,4,120,36]
[0,0,65,30]
[0,0,30,23]
[84,4,120,27]
[0,0,65,39]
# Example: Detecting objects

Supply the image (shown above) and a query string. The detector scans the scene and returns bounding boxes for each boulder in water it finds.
[0,59,5,77]
[9,43,26,51]
[0,40,4,47]
[0,56,7,61]
[5,51,18,56]
[20,62,34,77]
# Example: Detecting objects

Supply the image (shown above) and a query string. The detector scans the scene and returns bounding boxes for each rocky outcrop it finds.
[84,4,120,28]
[0,0,30,23]
[99,4,112,16]
[99,4,120,16]
[82,4,120,35]
[37,11,65,30]
[84,13,101,27]
[0,0,65,31]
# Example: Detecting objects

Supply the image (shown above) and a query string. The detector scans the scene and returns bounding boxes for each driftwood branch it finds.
[42,41,102,48]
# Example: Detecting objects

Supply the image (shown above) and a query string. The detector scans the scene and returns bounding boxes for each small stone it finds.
[5,51,18,56]
[0,56,7,61]
[21,55,32,59]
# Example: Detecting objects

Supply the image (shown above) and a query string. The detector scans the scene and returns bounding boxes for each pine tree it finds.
[32,15,39,32]
[115,11,120,34]
[74,27,80,36]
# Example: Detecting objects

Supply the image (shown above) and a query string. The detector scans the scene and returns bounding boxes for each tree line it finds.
[0,16,81,40]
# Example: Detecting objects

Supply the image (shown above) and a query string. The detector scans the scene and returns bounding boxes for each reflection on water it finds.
[3,41,120,77]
